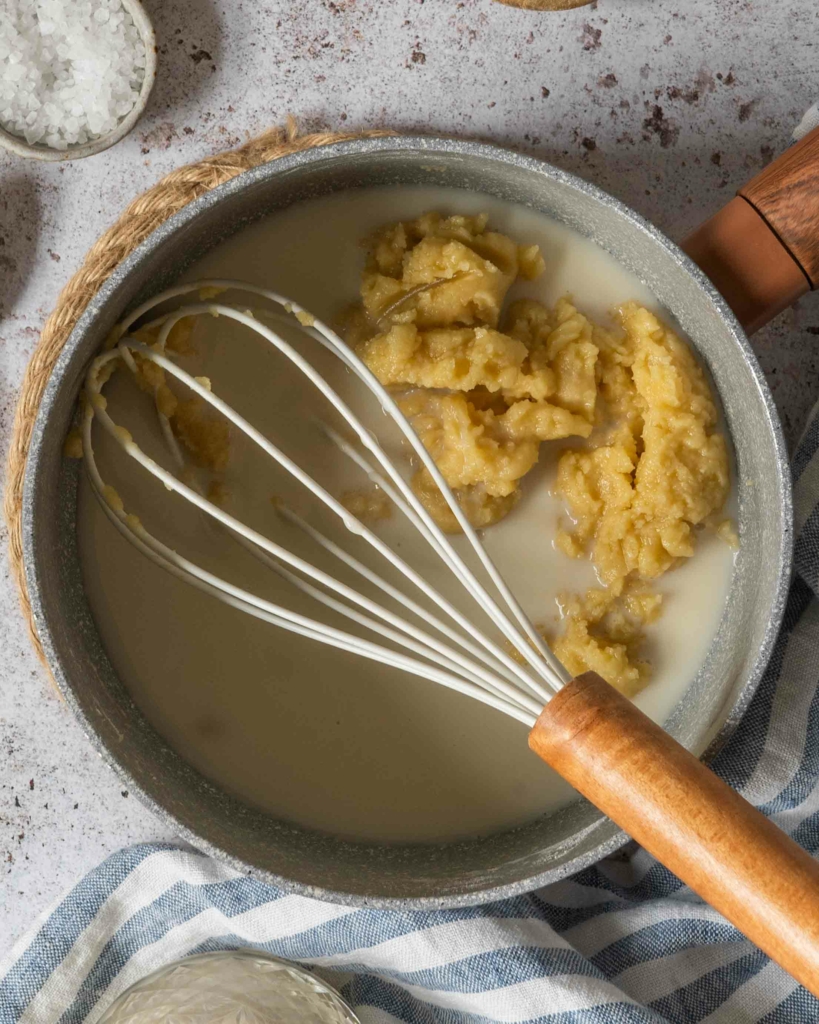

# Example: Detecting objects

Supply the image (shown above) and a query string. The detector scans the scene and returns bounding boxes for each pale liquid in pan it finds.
[77,186,737,843]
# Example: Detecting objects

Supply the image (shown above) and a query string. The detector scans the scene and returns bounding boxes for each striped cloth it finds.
[4,119,819,1023]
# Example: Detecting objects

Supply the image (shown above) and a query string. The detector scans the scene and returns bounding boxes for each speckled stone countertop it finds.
[1,0,818,949]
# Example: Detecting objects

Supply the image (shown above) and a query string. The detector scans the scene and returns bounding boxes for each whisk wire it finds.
[228,531,543,717]
[83,280,574,725]
[82,410,538,726]
[276,506,530,691]
[146,298,563,696]
[118,280,569,690]
[302,307,571,688]
[111,328,555,705]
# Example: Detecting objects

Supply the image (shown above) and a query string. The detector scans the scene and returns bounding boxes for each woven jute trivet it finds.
[3,122,394,672]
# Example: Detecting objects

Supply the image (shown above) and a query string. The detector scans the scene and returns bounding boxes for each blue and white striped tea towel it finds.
[4,118,819,1024]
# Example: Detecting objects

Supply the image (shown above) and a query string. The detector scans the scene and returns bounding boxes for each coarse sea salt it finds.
[0,0,146,150]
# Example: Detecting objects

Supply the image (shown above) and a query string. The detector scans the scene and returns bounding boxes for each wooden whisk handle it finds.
[529,672,819,997]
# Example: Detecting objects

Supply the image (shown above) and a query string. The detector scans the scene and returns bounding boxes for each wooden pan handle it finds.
[682,126,819,334]
[529,672,819,997]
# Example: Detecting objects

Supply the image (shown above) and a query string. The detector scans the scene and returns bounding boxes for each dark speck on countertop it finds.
[739,99,758,122]
[579,23,602,51]
[642,104,680,148]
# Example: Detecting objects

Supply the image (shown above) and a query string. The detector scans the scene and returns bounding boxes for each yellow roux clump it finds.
[341,487,393,523]
[77,314,231,491]
[350,212,732,695]
[554,303,730,591]
[129,318,231,473]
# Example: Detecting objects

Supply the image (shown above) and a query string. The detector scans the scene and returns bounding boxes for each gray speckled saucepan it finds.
[22,137,791,907]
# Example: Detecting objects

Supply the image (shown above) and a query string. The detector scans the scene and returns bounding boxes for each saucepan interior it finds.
[23,137,791,906]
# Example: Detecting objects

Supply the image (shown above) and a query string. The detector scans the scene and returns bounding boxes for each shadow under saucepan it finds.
[0,170,40,324]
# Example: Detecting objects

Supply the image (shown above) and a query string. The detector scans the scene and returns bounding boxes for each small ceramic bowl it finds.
[0,0,156,162]
[96,951,360,1024]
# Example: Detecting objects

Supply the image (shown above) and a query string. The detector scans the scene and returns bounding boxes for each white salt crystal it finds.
[0,0,147,150]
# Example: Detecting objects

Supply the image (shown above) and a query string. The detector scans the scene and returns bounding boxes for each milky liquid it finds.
[77,186,736,843]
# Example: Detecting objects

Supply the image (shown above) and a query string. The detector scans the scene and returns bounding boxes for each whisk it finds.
[83,279,819,995]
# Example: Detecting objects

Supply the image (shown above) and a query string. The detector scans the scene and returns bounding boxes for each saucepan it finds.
[21,132,818,915]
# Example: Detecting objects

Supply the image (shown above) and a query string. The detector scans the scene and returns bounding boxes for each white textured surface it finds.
[1,0,818,951]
